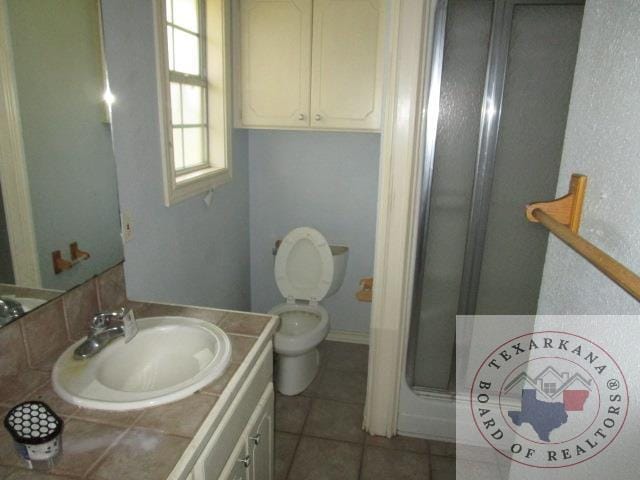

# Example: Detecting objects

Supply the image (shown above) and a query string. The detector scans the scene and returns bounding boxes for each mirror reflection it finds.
[0,0,123,325]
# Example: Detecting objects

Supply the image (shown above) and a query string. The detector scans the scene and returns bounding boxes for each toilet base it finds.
[276,348,320,396]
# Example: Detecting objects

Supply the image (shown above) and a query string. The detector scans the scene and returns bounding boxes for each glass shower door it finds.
[408,0,584,392]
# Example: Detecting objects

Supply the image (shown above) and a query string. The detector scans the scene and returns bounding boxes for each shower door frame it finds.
[406,0,584,394]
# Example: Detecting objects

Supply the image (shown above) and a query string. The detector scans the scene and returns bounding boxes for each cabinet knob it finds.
[298,113,305,121]
[314,114,322,121]
[249,433,261,445]
[238,455,251,468]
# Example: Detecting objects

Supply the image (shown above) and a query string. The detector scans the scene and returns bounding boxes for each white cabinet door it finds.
[219,434,250,480]
[239,0,312,127]
[249,389,274,480]
[310,0,385,130]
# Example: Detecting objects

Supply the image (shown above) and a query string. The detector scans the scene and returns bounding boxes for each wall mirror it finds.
[0,0,123,326]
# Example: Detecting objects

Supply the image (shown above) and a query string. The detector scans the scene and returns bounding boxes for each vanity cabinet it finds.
[188,344,274,480]
[219,386,274,480]
[236,0,385,132]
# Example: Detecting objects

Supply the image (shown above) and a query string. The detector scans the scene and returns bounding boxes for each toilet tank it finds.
[326,245,349,298]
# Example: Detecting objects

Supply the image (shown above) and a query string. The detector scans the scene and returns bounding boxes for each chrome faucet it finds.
[0,298,25,324]
[74,307,131,359]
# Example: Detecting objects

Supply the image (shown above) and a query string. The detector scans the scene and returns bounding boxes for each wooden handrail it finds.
[526,173,640,303]
[532,209,640,302]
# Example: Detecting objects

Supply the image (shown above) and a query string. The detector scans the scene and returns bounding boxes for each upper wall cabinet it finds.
[235,0,385,132]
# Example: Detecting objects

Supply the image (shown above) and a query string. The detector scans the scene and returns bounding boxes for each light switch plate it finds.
[121,211,133,243]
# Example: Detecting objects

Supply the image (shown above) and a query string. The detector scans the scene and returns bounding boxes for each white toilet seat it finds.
[269,302,329,356]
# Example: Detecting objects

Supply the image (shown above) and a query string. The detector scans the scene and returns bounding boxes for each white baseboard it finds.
[326,329,369,345]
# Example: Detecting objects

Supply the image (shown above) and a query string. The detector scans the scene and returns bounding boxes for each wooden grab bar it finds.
[526,174,640,302]
[532,209,640,301]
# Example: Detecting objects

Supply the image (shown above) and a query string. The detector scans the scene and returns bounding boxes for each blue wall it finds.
[101,0,251,310]
[248,131,379,333]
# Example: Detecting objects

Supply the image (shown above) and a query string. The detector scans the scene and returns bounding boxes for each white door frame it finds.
[0,0,41,287]
[363,0,434,436]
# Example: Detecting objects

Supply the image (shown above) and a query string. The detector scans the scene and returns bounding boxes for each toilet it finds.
[269,227,348,396]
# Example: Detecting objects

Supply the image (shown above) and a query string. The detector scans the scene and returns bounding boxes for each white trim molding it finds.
[0,0,41,287]
[363,0,433,436]
[153,0,233,207]
[326,329,369,345]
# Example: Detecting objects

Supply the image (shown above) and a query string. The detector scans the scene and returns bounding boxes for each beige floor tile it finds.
[431,455,455,480]
[135,393,217,437]
[323,342,369,373]
[366,433,429,454]
[88,427,189,480]
[275,432,299,480]
[287,437,362,480]
[275,394,312,434]
[52,419,126,477]
[361,446,430,480]
[302,368,367,404]
[303,399,364,444]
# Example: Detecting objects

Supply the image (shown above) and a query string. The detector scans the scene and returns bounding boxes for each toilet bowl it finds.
[268,227,348,396]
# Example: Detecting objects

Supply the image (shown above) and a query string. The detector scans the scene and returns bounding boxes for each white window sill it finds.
[165,166,231,206]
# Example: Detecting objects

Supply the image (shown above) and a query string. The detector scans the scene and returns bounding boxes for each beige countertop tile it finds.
[134,393,219,437]
[0,301,276,479]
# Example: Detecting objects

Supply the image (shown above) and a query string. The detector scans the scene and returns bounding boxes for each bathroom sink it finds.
[52,316,231,411]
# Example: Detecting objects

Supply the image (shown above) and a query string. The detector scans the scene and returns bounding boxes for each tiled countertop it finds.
[0,301,277,480]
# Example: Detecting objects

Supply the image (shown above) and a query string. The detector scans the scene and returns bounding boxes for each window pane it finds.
[167,26,175,70]
[173,29,200,75]
[166,0,173,22]
[172,128,184,170]
[183,127,205,168]
[182,84,203,124]
[170,82,182,124]
[174,0,199,33]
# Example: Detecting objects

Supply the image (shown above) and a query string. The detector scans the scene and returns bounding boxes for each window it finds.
[543,382,556,395]
[155,0,231,205]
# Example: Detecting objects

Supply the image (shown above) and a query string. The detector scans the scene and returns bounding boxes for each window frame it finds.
[154,0,232,206]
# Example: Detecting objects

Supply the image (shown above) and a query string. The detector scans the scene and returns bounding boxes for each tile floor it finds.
[275,340,456,480]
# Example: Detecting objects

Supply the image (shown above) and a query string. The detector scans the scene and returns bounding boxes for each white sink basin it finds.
[52,316,231,411]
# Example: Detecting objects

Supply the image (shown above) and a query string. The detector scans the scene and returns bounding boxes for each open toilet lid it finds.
[274,227,334,302]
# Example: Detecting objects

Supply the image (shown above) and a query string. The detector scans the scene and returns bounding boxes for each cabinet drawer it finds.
[193,344,273,480]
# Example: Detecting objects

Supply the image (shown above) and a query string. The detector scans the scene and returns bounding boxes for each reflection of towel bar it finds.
[52,242,90,274]
[526,174,640,302]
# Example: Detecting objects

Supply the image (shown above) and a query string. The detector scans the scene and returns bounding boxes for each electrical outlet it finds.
[121,211,133,243]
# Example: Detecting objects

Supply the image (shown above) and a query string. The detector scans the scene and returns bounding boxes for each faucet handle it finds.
[90,307,128,332]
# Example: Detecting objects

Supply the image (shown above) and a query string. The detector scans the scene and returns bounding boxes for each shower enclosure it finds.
[401,0,584,436]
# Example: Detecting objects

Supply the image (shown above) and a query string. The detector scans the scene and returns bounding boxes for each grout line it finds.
[82,424,133,478]
[284,395,314,480]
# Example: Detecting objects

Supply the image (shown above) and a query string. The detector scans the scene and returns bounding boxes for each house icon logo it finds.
[503,365,593,443]
[470,331,628,468]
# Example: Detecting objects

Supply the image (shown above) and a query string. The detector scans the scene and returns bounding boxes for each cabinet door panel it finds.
[240,0,312,127]
[310,0,384,130]
[219,435,250,480]
[250,389,274,480]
